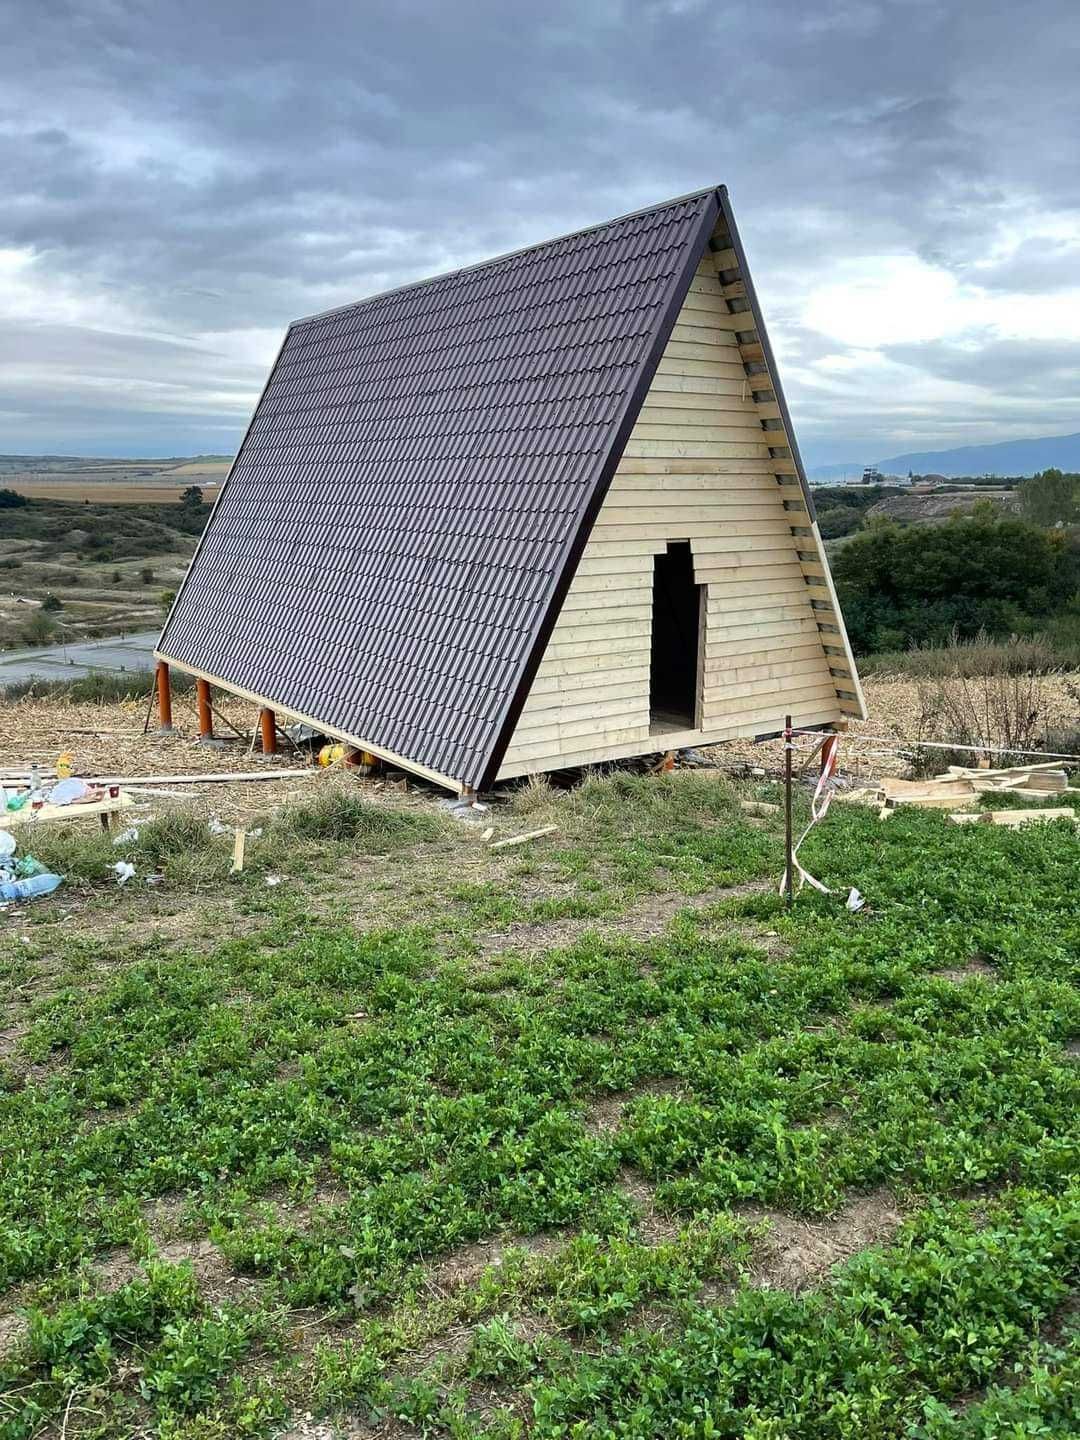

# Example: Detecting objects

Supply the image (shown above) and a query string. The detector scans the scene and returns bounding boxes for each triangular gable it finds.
[157,189,721,791]
[495,208,866,780]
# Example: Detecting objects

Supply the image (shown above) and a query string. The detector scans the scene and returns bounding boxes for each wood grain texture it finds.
[498,240,859,779]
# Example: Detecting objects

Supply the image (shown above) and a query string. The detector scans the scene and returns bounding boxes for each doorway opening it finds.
[649,541,702,733]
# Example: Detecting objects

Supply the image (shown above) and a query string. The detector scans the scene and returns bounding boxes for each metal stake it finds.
[784,713,794,908]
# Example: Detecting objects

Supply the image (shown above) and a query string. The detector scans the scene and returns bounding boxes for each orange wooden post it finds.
[259,707,277,756]
[156,660,174,732]
[195,678,214,740]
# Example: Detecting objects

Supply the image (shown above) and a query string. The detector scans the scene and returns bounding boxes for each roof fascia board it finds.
[716,188,867,720]
[715,187,819,526]
[476,188,723,791]
[152,653,466,794]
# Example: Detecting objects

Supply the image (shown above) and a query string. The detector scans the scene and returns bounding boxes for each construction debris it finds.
[489,825,558,851]
[844,761,1076,821]
[949,808,1078,829]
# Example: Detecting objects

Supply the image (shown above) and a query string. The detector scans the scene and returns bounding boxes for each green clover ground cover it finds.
[0,776,1077,1437]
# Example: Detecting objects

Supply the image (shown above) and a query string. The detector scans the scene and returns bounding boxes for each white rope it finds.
[790,731,1079,762]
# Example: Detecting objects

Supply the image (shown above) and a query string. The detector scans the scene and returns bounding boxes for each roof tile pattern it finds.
[158,190,717,785]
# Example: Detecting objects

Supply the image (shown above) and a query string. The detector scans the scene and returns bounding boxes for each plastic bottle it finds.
[0,872,62,902]
[56,751,74,779]
[29,764,42,797]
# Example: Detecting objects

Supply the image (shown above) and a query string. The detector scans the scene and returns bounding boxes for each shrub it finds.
[833,512,1080,653]
[19,612,57,645]
[914,667,1065,767]
[40,593,62,612]
[140,566,155,585]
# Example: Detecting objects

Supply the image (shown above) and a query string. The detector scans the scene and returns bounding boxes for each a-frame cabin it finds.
[157,186,865,794]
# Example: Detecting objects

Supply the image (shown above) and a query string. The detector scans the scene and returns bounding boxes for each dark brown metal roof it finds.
[158,187,721,787]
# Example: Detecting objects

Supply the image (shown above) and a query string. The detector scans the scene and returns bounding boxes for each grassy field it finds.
[0,762,1077,1439]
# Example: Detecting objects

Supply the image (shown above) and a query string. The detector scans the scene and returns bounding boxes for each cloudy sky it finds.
[2,0,1078,468]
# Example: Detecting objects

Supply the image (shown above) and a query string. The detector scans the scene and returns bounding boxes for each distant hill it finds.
[808,431,1080,482]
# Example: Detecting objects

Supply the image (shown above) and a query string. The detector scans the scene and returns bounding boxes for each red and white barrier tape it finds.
[780,733,839,896]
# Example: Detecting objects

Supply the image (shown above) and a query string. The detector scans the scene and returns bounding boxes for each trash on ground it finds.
[110,860,136,886]
[0,872,63,903]
[265,874,283,887]
[0,826,62,902]
[112,826,140,846]
[846,887,866,912]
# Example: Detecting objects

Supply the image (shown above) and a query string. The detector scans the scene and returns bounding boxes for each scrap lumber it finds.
[945,760,1066,779]
[91,768,313,786]
[489,825,558,851]
[2,790,135,829]
[949,808,1077,829]
[740,799,780,815]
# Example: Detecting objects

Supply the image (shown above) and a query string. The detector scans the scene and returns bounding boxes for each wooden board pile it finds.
[844,761,1078,827]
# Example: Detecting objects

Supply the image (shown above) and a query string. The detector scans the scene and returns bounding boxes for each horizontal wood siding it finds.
[497,247,857,781]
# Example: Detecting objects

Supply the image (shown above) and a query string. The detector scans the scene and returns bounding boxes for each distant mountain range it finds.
[807,431,1080,482]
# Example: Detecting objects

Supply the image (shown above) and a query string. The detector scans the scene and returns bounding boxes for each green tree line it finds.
[832,502,1080,655]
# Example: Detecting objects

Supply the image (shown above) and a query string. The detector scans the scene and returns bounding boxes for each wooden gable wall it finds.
[496,239,864,781]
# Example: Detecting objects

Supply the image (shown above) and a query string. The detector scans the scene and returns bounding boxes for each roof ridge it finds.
[291,184,722,330]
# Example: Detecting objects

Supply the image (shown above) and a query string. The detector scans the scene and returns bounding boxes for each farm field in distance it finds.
[0,677,1077,1439]
[0,453,229,505]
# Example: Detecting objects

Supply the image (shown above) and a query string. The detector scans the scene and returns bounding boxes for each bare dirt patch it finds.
[583,1078,683,1138]
[932,956,998,984]
[0,1307,28,1356]
[91,1246,146,1293]
[155,1236,268,1305]
[744,1189,905,1293]
[475,880,772,960]
[424,1231,566,1299]
[616,1167,682,1245]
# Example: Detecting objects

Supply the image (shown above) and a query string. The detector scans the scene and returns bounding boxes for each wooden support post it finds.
[259,707,278,756]
[156,660,174,733]
[195,678,214,741]
[783,713,794,909]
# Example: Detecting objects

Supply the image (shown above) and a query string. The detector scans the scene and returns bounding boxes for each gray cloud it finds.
[0,0,1078,461]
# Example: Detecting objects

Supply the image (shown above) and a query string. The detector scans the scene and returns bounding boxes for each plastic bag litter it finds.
[0,831,14,860]
[112,827,140,846]
[110,860,136,886]
[265,874,282,887]
[48,777,90,806]
[207,817,230,836]
[846,887,866,913]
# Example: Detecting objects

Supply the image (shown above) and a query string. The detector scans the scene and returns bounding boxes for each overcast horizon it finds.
[2,0,1079,469]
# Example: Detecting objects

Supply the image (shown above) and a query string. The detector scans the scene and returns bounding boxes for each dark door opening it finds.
[649,541,702,732]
